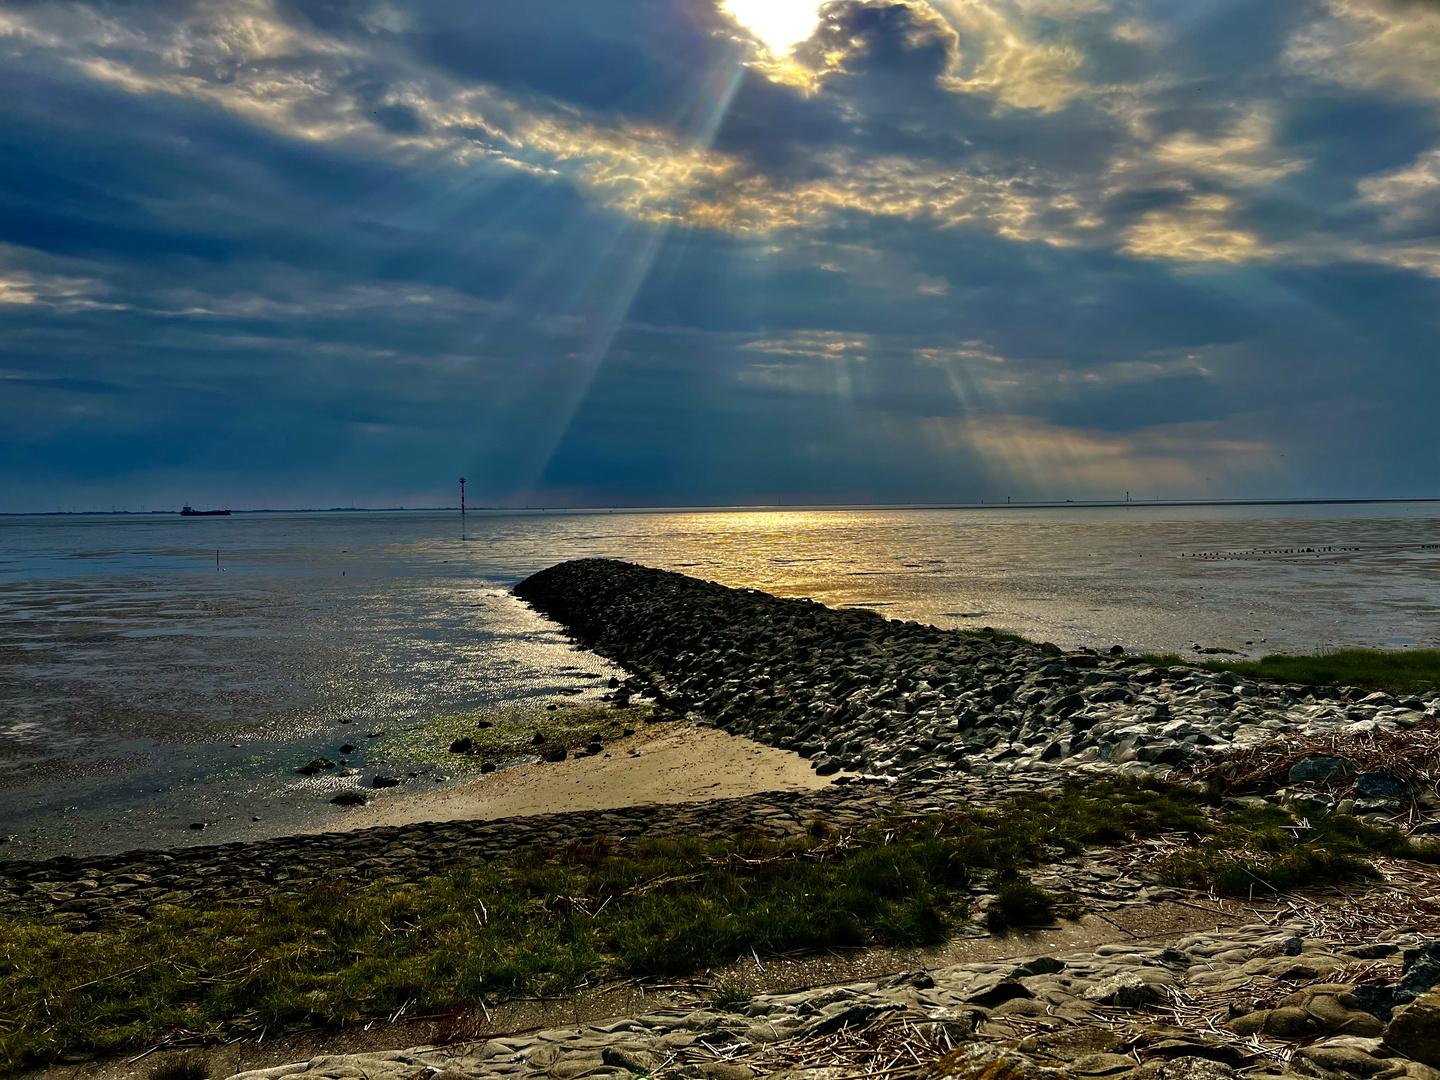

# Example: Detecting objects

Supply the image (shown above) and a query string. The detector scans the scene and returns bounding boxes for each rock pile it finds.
[0,773,1161,930]
[514,561,1440,798]
[227,924,1440,1080]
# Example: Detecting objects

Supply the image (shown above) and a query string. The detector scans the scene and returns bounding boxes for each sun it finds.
[721,0,823,55]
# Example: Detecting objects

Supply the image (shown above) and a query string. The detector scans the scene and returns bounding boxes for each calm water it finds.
[2,503,1438,856]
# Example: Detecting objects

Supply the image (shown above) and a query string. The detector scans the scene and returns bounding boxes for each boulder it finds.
[602,1047,660,1074]
[1143,1040,1247,1067]
[929,1043,1069,1080]
[1349,942,1440,1021]
[1398,943,1440,1005]
[1355,771,1412,799]
[1132,1057,1237,1080]
[1020,1026,1123,1062]
[1385,989,1440,1067]
[1277,986,1386,1038]
[1084,972,1161,1008]
[966,977,1034,1007]
[1292,1040,1396,1078]
[1228,1007,1316,1038]
[1072,1054,1136,1076]
[1290,757,1354,783]
[1013,957,1067,978]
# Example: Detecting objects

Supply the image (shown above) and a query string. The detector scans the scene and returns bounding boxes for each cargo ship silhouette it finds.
[180,506,231,516]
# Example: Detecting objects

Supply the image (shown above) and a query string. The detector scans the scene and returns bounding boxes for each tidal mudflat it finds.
[5,504,1438,856]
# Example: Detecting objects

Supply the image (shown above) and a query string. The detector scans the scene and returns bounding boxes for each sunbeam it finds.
[446,43,752,501]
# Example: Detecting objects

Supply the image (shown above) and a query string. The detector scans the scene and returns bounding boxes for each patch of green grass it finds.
[709,983,753,1012]
[0,827,964,1070]
[148,1053,208,1080]
[372,703,650,773]
[1137,648,1440,696]
[984,876,1058,932]
[0,777,1423,1070]
[959,627,1038,646]
[1156,803,1433,894]
[1137,653,1191,669]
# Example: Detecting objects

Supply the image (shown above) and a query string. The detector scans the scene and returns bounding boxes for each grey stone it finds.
[1227,1007,1316,1038]
[1356,772,1412,799]
[601,1047,659,1073]
[1144,1041,1247,1067]
[1290,757,1354,783]
[1386,990,1440,1067]
[1132,1057,1238,1080]
[1397,942,1440,1005]
[1072,1054,1137,1075]
[1020,1027,1124,1062]
[1292,1043,1395,1078]
[1013,957,1067,978]
[966,978,1035,1007]
[1083,972,1161,1007]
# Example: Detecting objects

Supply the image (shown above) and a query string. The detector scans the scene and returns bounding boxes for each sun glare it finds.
[722,0,823,55]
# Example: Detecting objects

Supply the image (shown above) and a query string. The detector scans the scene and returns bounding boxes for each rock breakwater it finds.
[513,561,1440,806]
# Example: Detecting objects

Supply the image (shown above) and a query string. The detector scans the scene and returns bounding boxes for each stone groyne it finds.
[513,560,1439,801]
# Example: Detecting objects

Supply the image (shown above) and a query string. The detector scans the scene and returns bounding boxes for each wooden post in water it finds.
[459,477,466,518]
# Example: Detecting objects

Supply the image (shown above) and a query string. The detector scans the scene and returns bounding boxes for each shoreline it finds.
[301,720,833,834]
[6,557,1439,877]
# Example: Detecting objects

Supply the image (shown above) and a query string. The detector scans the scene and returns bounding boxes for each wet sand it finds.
[310,722,834,833]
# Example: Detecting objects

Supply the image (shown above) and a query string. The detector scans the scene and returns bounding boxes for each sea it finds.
[2,502,1438,858]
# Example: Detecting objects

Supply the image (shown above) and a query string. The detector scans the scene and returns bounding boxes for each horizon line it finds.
[4,494,1440,518]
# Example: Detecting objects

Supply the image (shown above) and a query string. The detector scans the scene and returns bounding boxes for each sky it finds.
[1,0,1437,511]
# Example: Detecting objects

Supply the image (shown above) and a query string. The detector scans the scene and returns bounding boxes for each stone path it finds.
[227,925,1440,1080]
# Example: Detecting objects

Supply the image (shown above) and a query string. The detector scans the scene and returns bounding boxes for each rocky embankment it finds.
[514,561,1440,817]
[0,774,1179,931]
[235,927,1440,1080]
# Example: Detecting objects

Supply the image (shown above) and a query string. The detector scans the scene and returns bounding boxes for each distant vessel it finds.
[180,506,231,516]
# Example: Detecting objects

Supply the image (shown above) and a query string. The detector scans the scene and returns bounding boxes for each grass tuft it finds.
[709,983,753,1013]
[148,1054,208,1080]
[1139,648,1440,696]
[1156,804,1431,894]
[984,876,1057,932]
[960,627,1036,646]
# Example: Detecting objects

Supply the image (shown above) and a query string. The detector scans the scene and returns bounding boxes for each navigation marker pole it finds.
[460,477,466,518]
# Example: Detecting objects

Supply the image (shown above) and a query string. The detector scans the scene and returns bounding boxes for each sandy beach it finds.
[311,721,833,833]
